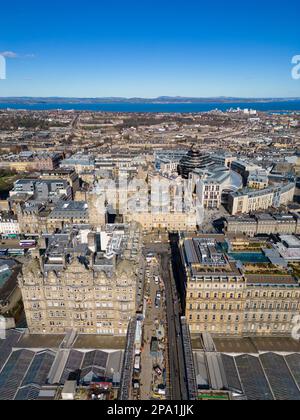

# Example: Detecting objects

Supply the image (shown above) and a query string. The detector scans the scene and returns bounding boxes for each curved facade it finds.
[220,170,244,204]
[228,182,296,215]
[193,167,243,210]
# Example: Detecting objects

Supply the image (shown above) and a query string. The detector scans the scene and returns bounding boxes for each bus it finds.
[19,240,36,248]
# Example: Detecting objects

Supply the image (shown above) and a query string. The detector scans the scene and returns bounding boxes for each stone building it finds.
[124,211,197,231]
[228,182,295,215]
[47,201,89,230]
[15,203,48,235]
[19,226,141,335]
[0,152,62,173]
[180,234,300,337]
[244,275,300,335]
[40,169,80,197]
[247,170,269,190]
[224,213,300,237]
[194,168,243,210]
[180,235,246,335]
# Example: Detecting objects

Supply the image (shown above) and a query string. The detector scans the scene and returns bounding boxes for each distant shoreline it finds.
[0,100,300,113]
[0,97,300,105]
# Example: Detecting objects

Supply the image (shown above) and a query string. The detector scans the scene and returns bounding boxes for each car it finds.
[154,365,162,375]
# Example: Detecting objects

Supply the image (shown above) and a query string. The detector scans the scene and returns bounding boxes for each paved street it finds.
[140,257,167,400]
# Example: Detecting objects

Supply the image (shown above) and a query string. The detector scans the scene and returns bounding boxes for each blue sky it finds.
[0,0,300,97]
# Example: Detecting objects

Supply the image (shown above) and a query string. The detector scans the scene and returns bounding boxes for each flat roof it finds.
[280,235,300,248]
[73,335,126,350]
[191,336,204,350]
[255,214,275,221]
[16,334,64,349]
[252,337,300,353]
[213,336,300,354]
[246,274,298,286]
[273,214,295,221]
[213,337,257,354]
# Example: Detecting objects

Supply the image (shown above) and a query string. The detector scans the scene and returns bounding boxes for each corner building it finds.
[180,234,300,336]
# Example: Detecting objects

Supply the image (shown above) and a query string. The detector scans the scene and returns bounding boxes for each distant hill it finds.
[0,96,300,105]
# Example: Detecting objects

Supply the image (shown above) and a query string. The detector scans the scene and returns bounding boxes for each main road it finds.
[143,239,188,400]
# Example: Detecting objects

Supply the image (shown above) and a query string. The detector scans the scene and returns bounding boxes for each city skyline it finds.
[0,0,300,98]
[0,101,300,402]
[1,0,300,404]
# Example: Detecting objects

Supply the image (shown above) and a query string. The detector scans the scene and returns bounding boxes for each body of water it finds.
[0,101,300,113]
[229,252,270,264]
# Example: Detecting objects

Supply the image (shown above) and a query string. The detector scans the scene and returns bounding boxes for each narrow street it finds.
[139,255,167,400]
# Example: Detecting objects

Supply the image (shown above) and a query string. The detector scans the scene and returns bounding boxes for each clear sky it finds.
[0,0,300,98]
